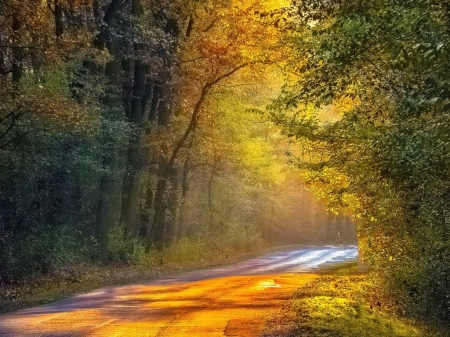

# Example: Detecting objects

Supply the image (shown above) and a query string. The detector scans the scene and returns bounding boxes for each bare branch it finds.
[0,114,16,141]
[202,18,218,33]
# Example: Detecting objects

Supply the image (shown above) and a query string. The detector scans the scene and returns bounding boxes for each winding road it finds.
[0,245,357,336]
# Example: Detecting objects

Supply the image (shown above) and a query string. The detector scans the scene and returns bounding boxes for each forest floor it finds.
[262,263,450,337]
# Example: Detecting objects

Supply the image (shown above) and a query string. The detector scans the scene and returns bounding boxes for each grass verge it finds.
[263,263,450,337]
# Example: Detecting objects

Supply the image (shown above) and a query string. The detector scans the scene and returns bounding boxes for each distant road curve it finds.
[157,245,359,283]
[0,245,358,337]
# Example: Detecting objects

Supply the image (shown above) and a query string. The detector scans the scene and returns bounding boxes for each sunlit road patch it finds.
[0,246,357,336]
[255,280,281,289]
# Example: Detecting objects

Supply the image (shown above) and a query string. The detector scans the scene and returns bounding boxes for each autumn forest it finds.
[1,0,450,329]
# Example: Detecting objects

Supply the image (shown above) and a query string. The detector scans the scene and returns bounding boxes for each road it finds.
[0,245,357,336]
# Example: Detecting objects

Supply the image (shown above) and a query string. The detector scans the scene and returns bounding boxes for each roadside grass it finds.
[0,235,268,314]
[263,263,450,337]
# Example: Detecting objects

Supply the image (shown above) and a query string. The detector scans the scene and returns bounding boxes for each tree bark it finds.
[12,13,23,84]
[0,36,6,76]
[121,62,146,236]
[149,157,169,251]
[54,0,64,38]
[166,166,180,245]
[177,149,191,240]
[95,154,117,263]
[208,159,217,231]
[94,0,124,263]
[147,83,173,250]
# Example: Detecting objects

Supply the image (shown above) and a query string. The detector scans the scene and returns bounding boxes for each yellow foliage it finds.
[334,94,361,114]
[236,134,285,186]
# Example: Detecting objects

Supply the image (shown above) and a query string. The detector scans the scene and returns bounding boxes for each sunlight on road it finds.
[255,280,281,289]
[0,246,358,336]
[0,274,318,336]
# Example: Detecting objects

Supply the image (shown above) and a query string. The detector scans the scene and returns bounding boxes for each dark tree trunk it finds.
[95,154,117,263]
[121,130,144,237]
[139,178,154,242]
[143,8,187,251]
[12,13,23,84]
[148,84,174,250]
[166,167,180,246]
[149,157,169,251]
[0,36,6,76]
[208,160,217,231]
[177,153,191,240]
[94,0,124,263]
[120,0,154,237]
[54,0,64,38]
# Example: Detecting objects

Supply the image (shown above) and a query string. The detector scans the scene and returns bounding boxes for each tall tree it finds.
[147,0,287,249]
[93,0,128,263]
[120,0,182,239]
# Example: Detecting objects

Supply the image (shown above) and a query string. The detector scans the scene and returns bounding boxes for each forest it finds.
[0,0,449,328]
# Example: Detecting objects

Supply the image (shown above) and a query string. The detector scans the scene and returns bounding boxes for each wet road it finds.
[0,245,357,336]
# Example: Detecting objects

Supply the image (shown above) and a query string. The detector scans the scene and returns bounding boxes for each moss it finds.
[292,296,420,337]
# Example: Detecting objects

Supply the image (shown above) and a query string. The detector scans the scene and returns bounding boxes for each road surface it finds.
[0,245,357,336]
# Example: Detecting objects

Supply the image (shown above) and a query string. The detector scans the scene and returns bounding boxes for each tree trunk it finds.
[149,159,169,251]
[54,0,64,38]
[93,0,124,263]
[166,167,180,245]
[208,160,217,231]
[120,138,143,237]
[0,36,6,76]
[95,154,118,263]
[12,13,22,84]
[120,0,157,238]
[177,153,191,240]
[148,83,173,250]
[139,177,155,243]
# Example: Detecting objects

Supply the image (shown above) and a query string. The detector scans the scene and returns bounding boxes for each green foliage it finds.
[0,124,101,280]
[268,0,450,322]
[107,227,148,264]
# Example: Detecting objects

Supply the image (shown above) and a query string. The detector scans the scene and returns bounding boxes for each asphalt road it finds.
[0,245,358,336]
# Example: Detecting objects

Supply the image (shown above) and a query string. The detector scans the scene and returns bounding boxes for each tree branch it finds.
[165,62,250,179]
[104,0,127,25]
[202,18,218,33]
[0,68,13,75]
[47,2,56,14]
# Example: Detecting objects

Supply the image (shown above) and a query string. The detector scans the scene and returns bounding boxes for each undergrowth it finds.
[263,264,450,337]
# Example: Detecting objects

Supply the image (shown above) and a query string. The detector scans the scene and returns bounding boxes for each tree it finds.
[0,0,106,276]
[270,0,450,321]
[146,0,288,249]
